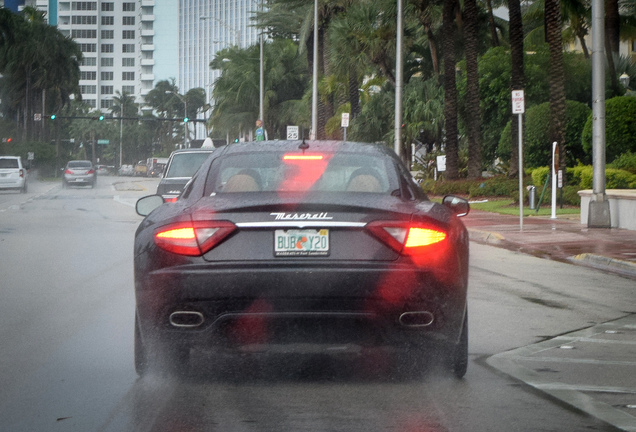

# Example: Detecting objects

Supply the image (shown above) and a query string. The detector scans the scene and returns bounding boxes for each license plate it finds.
[274,229,329,257]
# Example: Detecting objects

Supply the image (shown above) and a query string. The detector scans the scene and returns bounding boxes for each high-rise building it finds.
[180,0,260,109]
[31,0,156,113]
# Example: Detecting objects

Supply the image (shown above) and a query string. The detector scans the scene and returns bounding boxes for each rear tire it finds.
[448,310,468,378]
[134,314,149,376]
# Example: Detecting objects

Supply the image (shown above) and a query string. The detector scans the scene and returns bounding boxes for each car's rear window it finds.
[208,151,399,194]
[68,161,92,168]
[0,159,19,169]
[165,152,212,178]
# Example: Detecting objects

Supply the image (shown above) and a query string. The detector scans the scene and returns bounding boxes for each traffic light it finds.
[99,115,105,121]
[50,114,56,120]
[184,117,189,123]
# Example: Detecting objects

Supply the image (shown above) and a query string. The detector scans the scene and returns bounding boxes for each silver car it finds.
[63,160,96,188]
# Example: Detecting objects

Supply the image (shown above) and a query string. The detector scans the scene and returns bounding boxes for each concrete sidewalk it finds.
[463,210,636,280]
[463,210,636,431]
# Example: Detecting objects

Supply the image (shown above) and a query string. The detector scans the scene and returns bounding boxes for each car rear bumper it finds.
[135,262,467,352]
[0,178,25,189]
[64,176,93,183]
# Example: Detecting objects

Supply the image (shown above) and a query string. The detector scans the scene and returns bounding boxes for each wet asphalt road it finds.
[0,176,634,431]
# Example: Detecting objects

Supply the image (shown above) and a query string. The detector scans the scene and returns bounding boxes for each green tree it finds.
[581,96,636,163]
[499,100,591,167]
[210,39,309,140]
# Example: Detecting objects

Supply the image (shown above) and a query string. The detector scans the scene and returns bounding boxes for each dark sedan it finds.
[134,140,470,378]
[156,147,215,202]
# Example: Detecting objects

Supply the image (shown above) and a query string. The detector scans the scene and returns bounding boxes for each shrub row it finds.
[530,165,636,189]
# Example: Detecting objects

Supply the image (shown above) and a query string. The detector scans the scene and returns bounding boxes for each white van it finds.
[0,156,27,193]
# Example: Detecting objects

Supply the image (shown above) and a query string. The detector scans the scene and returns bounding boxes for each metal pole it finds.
[119,116,123,168]
[259,0,264,125]
[184,98,188,148]
[588,0,610,227]
[551,141,557,219]
[310,0,318,140]
[518,114,523,230]
[394,0,404,158]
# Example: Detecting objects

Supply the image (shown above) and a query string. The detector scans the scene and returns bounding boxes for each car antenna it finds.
[298,131,309,151]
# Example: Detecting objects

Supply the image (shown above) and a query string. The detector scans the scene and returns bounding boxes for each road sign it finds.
[341,113,350,128]
[256,119,263,128]
[34,113,42,121]
[512,90,525,114]
[287,125,299,140]
[27,152,34,160]
[97,139,109,145]
[436,155,446,172]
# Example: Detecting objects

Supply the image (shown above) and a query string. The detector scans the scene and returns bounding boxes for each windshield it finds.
[165,152,211,178]
[208,151,398,194]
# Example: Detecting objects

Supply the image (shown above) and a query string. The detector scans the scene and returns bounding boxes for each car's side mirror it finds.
[442,195,470,217]
[136,195,165,216]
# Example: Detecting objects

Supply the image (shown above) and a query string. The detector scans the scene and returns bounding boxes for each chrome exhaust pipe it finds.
[169,311,204,328]
[399,311,435,327]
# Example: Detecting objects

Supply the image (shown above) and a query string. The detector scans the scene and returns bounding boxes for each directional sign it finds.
[97,139,109,145]
[512,90,525,114]
[287,125,299,140]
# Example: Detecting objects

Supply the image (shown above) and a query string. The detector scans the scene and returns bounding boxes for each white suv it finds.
[0,156,27,193]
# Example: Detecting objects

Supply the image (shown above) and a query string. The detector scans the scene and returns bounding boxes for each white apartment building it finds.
[30,0,155,112]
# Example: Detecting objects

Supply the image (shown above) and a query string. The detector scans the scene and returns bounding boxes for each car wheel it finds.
[448,309,468,379]
[134,314,149,376]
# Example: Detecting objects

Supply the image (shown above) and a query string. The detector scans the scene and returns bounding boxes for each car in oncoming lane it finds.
[156,147,215,202]
[134,140,470,378]
[63,160,96,188]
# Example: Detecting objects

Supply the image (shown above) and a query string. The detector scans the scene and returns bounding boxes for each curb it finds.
[569,254,636,279]
[467,229,505,244]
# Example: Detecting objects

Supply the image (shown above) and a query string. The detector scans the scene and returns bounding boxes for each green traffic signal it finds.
[50,114,56,120]
[99,115,105,121]
[184,117,189,123]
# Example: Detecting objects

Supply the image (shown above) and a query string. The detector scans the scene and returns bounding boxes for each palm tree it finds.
[111,91,138,118]
[0,7,81,142]
[463,0,482,179]
[508,0,524,178]
[442,0,459,179]
[545,0,567,175]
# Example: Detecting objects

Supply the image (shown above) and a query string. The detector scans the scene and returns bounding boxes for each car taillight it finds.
[154,221,236,256]
[87,169,95,174]
[65,169,72,175]
[366,221,447,256]
[19,169,24,178]
[164,196,178,203]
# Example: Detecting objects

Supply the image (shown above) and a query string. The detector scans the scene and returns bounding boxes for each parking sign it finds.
[512,90,525,114]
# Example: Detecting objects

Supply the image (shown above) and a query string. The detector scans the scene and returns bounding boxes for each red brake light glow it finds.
[282,154,324,161]
[154,221,236,256]
[367,221,447,255]
[404,228,447,248]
